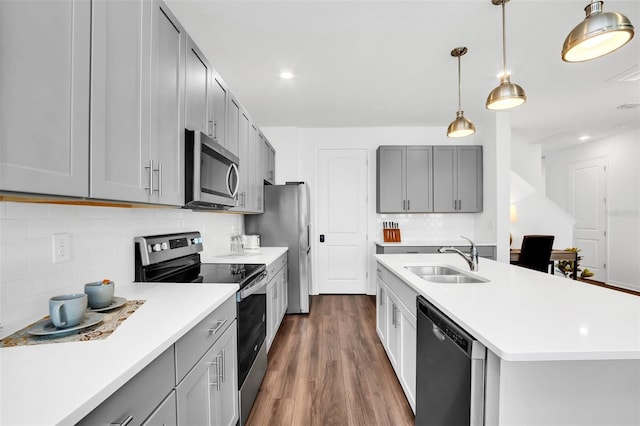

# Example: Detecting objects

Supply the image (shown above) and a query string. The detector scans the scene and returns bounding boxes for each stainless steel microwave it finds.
[185,129,239,209]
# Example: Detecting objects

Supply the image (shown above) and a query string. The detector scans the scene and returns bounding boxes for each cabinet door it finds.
[90,0,151,202]
[185,36,210,134]
[142,391,177,426]
[266,280,276,351]
[433,146,457,212]
[227,94,240,156]
[211,321,239,426]
[399,306,417,413]
[386,294,401,371]
[376,146,406,213]
[149,0,185,206]
[232,110,250,211]
[376,278,387,344]
[251,124,264,212]
[406,146,433,212]
[210,73,228,147]
[457,146,483,213]
[266,142,275,184]
[260,134,270,183]
[177,321,239,426]
[0,0,90,197]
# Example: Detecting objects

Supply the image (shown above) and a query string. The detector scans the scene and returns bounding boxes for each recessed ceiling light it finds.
[280,71,293,80]
[579,135,590,141]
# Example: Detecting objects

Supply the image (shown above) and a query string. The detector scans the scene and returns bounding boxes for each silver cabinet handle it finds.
[402,200,406,210]
[208,358,220,391]
[208,120,214,137]
[208,319,227,335]
[153,162,162,196]
[111,415,133,426]
[407,199,410,211]
[144,160,153,194]
[219,350,225,384]
[458,199,462,210]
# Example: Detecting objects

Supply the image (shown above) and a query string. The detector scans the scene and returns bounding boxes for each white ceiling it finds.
[165,0,640,153]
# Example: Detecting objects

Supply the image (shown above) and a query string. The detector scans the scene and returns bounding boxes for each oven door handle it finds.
[238,271,268,300]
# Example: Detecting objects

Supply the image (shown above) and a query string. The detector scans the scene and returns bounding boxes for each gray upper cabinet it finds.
[185,36,211,135]
[251,124,265,212]
[227,94,240,156]
[210,72,228,149]
[376,146,433,213]
[433,145,482,213]
[90,0,152,203]
[148,0,185,206]
[0,0,91,197]
[262,136,275,184]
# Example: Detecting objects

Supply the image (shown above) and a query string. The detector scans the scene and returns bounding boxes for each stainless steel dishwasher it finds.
[416,296,486,426]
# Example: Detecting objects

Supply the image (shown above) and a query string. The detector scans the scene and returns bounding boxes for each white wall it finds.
[262,126,497,295]
[544,128,640,291]
[511,131,544,192]
[0,202,243,338]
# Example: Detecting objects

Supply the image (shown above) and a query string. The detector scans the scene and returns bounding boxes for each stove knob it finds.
[153,243,162,252]
[161,242,168,250]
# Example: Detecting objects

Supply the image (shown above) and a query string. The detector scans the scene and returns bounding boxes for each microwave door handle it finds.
[226,163,239,198]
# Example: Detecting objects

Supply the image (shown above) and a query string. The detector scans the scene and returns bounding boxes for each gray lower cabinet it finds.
[433,145,483,213]
[79,295,238,426]
[377,146,433,213]
[266,254,288,352]
[375,243,496,260]
[77,346,176,426]
[0,0,91,197]
[142,391,177,426]
[176,321,239,426]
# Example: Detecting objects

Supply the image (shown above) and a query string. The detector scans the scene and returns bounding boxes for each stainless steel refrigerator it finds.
[245,182,311,314]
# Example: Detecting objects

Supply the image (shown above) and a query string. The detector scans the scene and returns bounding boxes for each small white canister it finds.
[242,235,260,251]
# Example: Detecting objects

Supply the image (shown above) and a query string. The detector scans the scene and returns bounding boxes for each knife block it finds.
[383,228,401,243]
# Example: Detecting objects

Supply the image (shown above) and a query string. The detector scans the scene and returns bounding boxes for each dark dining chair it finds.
[518,235,555,273]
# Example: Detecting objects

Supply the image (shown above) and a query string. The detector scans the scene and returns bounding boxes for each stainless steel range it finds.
[134,231,267,426]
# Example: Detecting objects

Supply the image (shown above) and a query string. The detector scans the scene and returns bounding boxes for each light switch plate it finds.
[52,233,71,263]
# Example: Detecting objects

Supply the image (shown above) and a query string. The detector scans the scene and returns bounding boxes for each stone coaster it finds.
[0,300,145,348]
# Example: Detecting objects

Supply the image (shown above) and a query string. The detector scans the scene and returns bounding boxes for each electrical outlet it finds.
[52,233,71,263]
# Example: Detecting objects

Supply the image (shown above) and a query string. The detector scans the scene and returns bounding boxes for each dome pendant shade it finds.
[447,46,475,138]
[562,1,635,62]
[486,0,527,111]
[486,75,527,110]
[447,111,476,138]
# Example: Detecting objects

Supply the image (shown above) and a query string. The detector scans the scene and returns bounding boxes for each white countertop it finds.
[0,282,238,426]
[375,253,640,362]
[376,240,496,247]
[202,247,288,265]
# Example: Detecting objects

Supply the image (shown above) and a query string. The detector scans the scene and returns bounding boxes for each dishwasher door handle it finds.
[431,324,446,342]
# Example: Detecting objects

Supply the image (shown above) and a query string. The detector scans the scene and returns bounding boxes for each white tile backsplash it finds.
[0,201,244,338]
[377,213,476,242]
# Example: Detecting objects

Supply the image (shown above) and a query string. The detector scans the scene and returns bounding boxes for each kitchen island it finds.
[376,253,640,425]
[0,282,238,425]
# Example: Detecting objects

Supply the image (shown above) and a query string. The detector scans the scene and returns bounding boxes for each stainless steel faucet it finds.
[438,236,479,271]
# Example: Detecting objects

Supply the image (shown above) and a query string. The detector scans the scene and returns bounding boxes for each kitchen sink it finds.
[404,265,461,276]
[404,264,489,284]
[420,275,489,284]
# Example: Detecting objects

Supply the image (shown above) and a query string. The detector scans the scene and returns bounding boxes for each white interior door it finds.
[568,157,607,280]
[317,149,368,294]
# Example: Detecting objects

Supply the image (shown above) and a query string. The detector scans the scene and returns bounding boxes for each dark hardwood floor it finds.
[246,295,415,426]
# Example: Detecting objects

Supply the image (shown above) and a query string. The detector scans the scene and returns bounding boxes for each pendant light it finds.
[447,47,476,138]
[486,0,526,111]
[562,1,635,63]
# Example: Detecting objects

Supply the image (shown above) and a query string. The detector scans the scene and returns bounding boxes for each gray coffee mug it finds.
[49,294,87,328]
[84,280,114,309]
